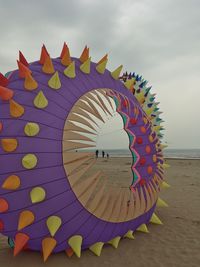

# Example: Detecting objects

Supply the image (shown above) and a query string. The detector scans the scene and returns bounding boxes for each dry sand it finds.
[0,158,200,267]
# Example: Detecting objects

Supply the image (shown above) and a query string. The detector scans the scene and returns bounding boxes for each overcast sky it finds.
[0,0,199,149]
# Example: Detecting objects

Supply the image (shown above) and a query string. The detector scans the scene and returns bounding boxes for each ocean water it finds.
[101,149,200,159]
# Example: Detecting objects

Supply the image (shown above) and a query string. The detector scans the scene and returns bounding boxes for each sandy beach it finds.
[0,158,199,267]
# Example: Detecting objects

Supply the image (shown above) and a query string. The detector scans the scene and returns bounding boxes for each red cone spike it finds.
[14,233,30,256]
[0,73,9,86]
[0,86,14,100]
[0,219,4,231]
[60,42,67,58]
[17,61,31,78]
[39,44,49,64]
[19,51,29,67]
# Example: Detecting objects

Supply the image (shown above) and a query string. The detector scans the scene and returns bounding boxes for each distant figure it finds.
[107,153,109,159]
[102,151,105,158]
[95,150,99,158]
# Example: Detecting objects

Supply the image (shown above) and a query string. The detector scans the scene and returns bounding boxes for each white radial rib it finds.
[67,112,97,131]
[101,188,119,221]
[82,96,105,123]
[93,91,113,116]
[118,188,129,222]
[68,159,96,187]
[86,181,107,212]
[86,92,108,116]
[63,130,95,143]
[126,190,136,220]
[110,189,123,221]
[64,121,97,135]
[93,187,113,218]
[63,140,95,151]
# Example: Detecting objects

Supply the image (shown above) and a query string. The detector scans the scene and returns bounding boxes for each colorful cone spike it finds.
[60,42,68,58]
[2,175,21,190]
[42,55,55,74]
[18,210,35,230]
[96,58,108,74]
[145,107,154,116]
[0,220,4,231]
[163,163,170,169]
[135,91,145,104]
[97,54,108,65]
[14,233,30,256]
[10,99,25,118]
[161,181,170,189]
[34,91,48,109]
[46,216,62,237]
[79,46,89,63]
[61,43,71,66]
[22,154,37,169]
[111,65,123,80]
[108,236,121,248]
[124,78,134,89]
[1,138,18,152]
[0,73,9,86]
[19,51,29,67]
[17,60,31,78]
[0,198,9,213]
[150,213,163,225]
[68,235,82,258]
[124,230,134,240]
[30,187,46,203]
[64,61,76,78]
[48,71,61,90]
[89,242,104,256]
[24,122,40,136]
[24,73,38,90]
[136,224,149,233]
[156,197,168,208]
[39,44,49,64]
[66,247,74,258]
[42,237,57,262]
[80,57,91,74]
[0,85,14,100]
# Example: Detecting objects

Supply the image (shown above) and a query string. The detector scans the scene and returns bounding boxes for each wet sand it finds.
[0,158,200,267]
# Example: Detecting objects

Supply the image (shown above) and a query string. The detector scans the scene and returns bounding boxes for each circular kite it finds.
[0,44,169,261]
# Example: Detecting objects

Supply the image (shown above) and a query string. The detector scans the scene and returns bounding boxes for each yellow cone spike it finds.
[68,235,82,258]
[30,187,46,203]
[42,237,57,262]
[79,46,89,63]
[111,65,123,80]
[18,210,35,230]
[161,181,170,189]
[46,216,62,237]
[124,78,134,89]
[163,163,170,169]
[22,154,37,169]
[24,122,40,136]
[160,144,168,149]
[96,58,108,74]
[136,224,149,233]
[2,175,21,190]
[10,99,25,118]
[24,73,38,91]
[124,230,134,240]
[150,213,163,225]
[80,57,91,74]
[153,125,161,132]
[135,92,145,104]
[42,55,55,74]
[145,107,154,116]
[89,242,104,256]
[48,71,61,90]
[64,61,76,78]
[1,138,18,152]
[108,236,121,249]
[157,197,168,208]
[34,91,48,109]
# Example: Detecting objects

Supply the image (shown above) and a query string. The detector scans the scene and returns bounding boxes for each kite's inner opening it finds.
[62,88,135,222]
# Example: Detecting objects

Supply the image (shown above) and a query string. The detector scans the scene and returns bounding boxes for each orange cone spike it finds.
[0,73,9,86]
[42,55,55,74]
[0,86,14,100]
[10,99,25,118]
[14,233,30,256]
[97,54,108,65]
[80,46,89,63]
[0,122,3,132]
[0,198,9,212]
[19,51,29,67]
[42,237,57,262]
[39,45,49,65]
[60,42,68,58]
[66,247,74,258]
[17,61,32,78]
[24,73,38,90]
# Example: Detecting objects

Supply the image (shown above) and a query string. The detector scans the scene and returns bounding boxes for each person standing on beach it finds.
[102,151,105,158]
[95,150,99,158]
[107,153,109,159]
